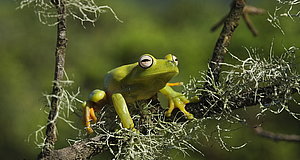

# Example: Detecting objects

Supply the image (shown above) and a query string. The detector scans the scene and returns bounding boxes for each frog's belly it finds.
[123,90,157,104]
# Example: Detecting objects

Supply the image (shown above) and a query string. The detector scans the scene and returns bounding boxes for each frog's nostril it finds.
[169,61,177,66]
[167,60,174,64]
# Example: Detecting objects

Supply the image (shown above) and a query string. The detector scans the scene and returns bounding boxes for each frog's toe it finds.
[86,126,94,134]
[165,111,172,117]
[131,128,140,134]
[180,96,190,104]
[129,122,134,129]
[186,113,194,120]
[189,96,200,103]
[82,102,99,134]
[122,119,135,129]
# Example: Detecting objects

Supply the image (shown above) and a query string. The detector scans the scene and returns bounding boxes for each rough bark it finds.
[185,85,296,118]
[38,0,68,158]
[206,0,245,86]
[190,0,245,117]
[41,135,109,159]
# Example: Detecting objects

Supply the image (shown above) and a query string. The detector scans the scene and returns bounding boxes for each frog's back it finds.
[103,63,137,94]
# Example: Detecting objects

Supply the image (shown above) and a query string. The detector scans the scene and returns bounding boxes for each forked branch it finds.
[206,0,245,86]
[211,3,265,36]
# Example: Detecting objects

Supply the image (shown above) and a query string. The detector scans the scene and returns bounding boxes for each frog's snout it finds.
[166,60,177,69]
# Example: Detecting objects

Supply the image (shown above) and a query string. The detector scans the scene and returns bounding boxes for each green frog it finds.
[82,54,194,133]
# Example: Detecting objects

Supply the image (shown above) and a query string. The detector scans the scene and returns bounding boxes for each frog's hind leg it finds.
[111,93,134,129]
[82,89,107,133]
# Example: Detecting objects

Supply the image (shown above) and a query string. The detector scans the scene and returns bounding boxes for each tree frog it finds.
[82,54,194,133]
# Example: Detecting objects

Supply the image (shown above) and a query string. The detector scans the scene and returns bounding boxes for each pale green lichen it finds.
[18,0,122,25]
[92,107,205,159]
[184,44,300,121]
[27,71,82,148]
[268,0,300,34]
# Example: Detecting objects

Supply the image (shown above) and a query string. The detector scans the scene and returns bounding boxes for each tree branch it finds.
[242,5,265,36]
[39,0,68,158]
[40,135,110,159]
[185,85,297,119]
[206,0,245,86]
[254,127,300,142]
[242,13,258,36]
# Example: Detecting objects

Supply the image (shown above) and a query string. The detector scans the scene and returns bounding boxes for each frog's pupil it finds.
[141,59,150,62]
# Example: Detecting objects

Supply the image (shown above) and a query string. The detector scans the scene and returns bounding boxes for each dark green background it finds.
[0,0,299,159]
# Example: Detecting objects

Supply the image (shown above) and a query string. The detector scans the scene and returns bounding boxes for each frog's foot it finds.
[130,128,140,134]
[83,102,97,133]
[165,95,194,119]
[82,89,107,133]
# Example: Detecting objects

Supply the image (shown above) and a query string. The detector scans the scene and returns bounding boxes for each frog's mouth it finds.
[142,70,178,80]
[145,66,179,77]
[151,71,178,83]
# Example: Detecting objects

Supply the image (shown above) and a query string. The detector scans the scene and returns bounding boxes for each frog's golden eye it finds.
[172,55,178,66]
[139,55,153,69]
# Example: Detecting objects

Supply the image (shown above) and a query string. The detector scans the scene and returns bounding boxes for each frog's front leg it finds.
[111,93,134,129]
[160,85,194,119]
[82,89,107,133]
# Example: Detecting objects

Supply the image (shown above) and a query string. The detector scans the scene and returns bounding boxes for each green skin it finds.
[83,54,194,133]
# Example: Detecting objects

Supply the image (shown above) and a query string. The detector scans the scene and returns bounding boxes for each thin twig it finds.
[211,14,227,32]
[254,127,300,142]
[242,5,265,36]
[211,3,265,37]
[243,5,265,15]
[242,13,258,36]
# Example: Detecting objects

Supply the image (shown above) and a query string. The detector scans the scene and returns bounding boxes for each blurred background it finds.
[0,0,299,159]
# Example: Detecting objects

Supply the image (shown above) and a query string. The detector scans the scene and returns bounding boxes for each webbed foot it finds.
[165,95,194,119]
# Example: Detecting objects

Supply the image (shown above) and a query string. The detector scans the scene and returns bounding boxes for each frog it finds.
[82,54,194,133]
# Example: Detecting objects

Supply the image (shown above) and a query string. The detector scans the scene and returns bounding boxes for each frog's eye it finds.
[172,55,178,66]
[139,55,153,69]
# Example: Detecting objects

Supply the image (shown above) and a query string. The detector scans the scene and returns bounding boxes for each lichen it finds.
[19,0,122,25]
